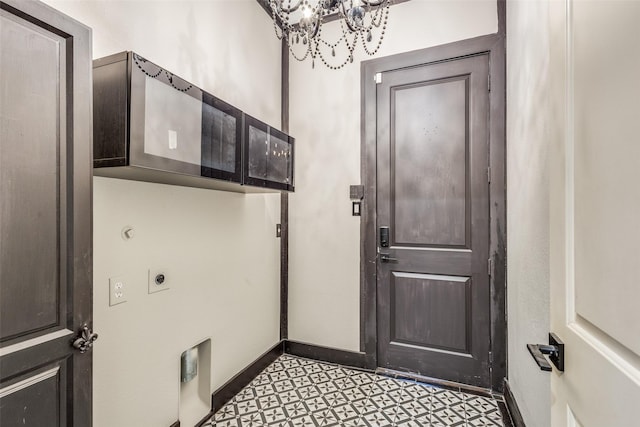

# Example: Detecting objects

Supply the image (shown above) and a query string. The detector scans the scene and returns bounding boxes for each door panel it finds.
[0,363,67,427]
[571,0,640,357]
[0,6,67,345]
[0,1,93,425]
[393,78,469,248]
[377,54,491,387]
[550,0,640,425]
[391,273,471,353]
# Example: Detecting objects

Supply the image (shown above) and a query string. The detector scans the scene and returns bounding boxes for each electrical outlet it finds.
[109,276,127,306]
[148,268,170,294]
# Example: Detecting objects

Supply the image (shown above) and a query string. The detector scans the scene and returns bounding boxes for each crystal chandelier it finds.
[269,0,391,69]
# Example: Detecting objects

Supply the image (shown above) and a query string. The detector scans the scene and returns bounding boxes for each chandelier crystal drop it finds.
[269,0,391,69]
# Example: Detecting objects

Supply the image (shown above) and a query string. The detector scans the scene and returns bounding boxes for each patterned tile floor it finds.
[203,355,507,427]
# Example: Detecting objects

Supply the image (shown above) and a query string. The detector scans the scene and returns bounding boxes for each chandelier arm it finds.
[308,12,322,39]
[339,0,360,32]
[271,0,304,14]
[361,0,387,6]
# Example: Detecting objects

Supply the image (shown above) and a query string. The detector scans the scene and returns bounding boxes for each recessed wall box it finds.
[181,347,198,383]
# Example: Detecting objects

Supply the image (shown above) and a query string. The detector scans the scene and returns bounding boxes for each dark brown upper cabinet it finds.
[243,115,295,192]
[93,51,294,193]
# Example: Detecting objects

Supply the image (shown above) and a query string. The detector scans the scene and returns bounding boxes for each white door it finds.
[549,0,640,425]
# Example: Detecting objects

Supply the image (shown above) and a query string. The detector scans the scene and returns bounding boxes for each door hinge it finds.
[488,74,491,91]
[375,72,382,84]
[489,351,493,366]
[488,258,493,276]
[487,166,491,183]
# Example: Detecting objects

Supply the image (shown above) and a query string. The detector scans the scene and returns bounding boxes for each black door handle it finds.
[527,333,564,372]
[380,254,398,263]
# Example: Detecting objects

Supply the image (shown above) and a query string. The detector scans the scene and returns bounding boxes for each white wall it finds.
[288,0,498,352]
[42,1,282,426]
[506,1,552,426]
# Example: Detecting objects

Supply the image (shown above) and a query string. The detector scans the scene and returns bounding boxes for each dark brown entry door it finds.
[376,53,491,387]
[0,1,93,425]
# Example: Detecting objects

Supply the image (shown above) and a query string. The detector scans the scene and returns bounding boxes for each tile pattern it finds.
[203,355,504,427]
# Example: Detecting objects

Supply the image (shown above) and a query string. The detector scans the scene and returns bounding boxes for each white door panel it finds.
[550,0,640,426]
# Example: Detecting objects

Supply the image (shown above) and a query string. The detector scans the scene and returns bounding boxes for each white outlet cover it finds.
[109,276,127,306]
[148,268,170,294]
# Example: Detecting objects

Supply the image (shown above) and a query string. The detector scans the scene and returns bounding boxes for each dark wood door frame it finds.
[360,31,506,391]
[280,39,290,340]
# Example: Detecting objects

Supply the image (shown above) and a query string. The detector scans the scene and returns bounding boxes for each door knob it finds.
[72,324,99,354]
[527,333,564,371]
[380,254,398,263]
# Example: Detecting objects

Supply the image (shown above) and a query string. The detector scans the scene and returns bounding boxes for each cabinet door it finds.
[243,115,294,191]
[267,127,293,187]
[201,92,243,182]
[130,53,203,176]
[246,121,269,182]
